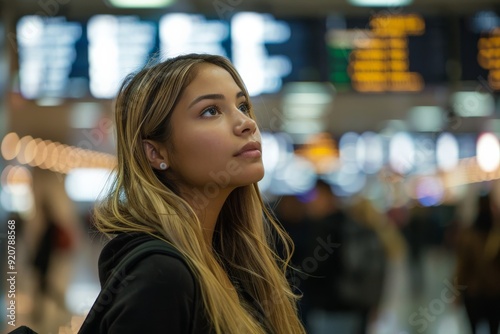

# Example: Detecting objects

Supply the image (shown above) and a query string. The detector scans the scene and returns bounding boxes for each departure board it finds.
[231,13,327,96]
[88,15,157,98]
[13,12,482,99]
[460,11,500,91]
[15,13,328,99]
[160,13,229,59]
[16,16,87,99]
[477,31,500,90]
[327,14,448,92]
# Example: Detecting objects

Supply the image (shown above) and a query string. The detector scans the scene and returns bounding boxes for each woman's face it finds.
[166,63,264,194]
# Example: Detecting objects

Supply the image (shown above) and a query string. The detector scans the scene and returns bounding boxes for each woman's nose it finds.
[233,110,257,136]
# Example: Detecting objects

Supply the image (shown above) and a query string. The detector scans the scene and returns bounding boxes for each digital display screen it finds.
[459,11,500,90]
[87,15,157,99]
[231,13,328,96]
[460,16,491,82]
[327,14,448,92]
[160,13,230,59]
[16,13,327,99]
[407,17,448,84]
[16,16,87,99]
[15,12,489,99]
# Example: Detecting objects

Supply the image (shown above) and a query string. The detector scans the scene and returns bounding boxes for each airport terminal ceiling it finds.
[3,0,500,17]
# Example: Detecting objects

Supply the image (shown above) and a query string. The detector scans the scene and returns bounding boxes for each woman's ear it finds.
[143,140,169,170]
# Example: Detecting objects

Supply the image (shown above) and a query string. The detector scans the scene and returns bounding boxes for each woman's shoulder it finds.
[99,232,198,294]
[126,250,197,294]
[98,232,193,286]
[81,233,209,333]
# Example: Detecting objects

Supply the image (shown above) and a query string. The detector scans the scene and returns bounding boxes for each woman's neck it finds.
[180,186,234,246]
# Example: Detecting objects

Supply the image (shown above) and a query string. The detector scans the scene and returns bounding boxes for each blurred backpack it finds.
[335,218,387,309]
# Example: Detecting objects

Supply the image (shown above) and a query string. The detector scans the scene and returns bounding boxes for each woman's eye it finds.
[200,106,220,117]
[238,102,250,114]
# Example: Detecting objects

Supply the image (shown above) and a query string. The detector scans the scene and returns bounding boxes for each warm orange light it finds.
[370,14,425,36]
[41,142,57,170]
[295,133,339,174]
[348,60,389,73]
[389,72,423,91]
[1,133,21,161]
[349,71,422,92]
[33,140,48,167]
[8,166,32,185]
[16,136,34,165]
[489,70,500,90]
[477,31,500,91]
[2,133,118,174]
[24,139,38,166]
[0,165,32,187]
[389,38,407,49]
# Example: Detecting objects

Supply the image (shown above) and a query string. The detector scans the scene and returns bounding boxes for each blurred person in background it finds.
[31,200,59,322]
[302,180,387,334]
[347,197,406,331]
[30,197,76,326]
[455,192,500,334]
[274,195,309,321]
[78,54,305,334]
[402,204,433,297]
[348,197,406,269]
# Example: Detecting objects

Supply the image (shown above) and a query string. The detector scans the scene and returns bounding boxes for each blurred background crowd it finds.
[0,0,500,333]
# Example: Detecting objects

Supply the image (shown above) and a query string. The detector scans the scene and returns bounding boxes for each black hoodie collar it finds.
[97,232,155,287]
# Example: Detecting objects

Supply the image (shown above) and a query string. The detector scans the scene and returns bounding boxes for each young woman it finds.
[78,54,306,334]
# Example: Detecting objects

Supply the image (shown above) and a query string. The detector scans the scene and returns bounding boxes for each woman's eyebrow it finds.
[189,94,225,108]
[189,91,246,108]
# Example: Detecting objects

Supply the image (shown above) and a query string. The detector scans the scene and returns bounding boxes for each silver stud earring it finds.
[159,162,168,170]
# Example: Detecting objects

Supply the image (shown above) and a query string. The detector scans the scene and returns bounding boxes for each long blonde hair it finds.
[94,54,305,333]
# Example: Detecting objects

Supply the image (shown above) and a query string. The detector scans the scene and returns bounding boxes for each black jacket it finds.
[78,233,212,333]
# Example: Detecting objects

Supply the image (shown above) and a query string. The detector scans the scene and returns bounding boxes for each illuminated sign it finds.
[16,16,84,99]
[88,15,156,99]
[369,14,425,36]
[16,13,304,99]
[328,14,425,92]
[351,14,424,92]
[231,12,292,96]
[477,28,500,90]
[15,13,439,99]
[159,14,229,58]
